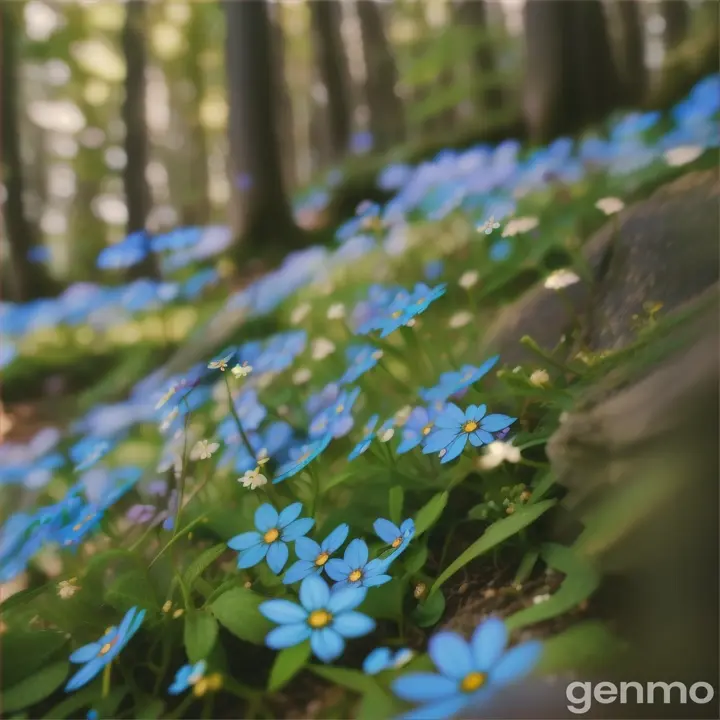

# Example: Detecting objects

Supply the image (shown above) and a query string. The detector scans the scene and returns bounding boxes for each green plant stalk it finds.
[223,373,256,460]
[102,661,112,699]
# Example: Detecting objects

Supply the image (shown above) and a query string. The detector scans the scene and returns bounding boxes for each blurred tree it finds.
[662,0,691,50]
[356,0,405,151]
[523,0,623,143]
[452,0,502,113]
[309,1,352,161]
[121,0,159,279]
[224,0,303,260]
[1,4,62,300]
[616,0,647,105]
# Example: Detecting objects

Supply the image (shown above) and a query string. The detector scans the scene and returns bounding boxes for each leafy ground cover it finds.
[0,75,718,720]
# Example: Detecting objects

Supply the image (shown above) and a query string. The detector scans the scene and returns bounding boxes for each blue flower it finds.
[363,647,415,675]
[70,438,111,472]
[308,388,360,440]
[396,406,445,454]
[422,404,515,464]
[348,415,380,460]
[259,575,375,663]
[283,523,350,584]
[169,660,206,695]
[375,283,447,338]
[228,503,314,574]
[65,606,146,692]
[421,356,499,403]
[87,711,98,720]
[325,538,392,589]
[391,617,542,719]
[424,260,444,281]
[340,345,383,385]
[273,434,332,484]
[373,517,415,564]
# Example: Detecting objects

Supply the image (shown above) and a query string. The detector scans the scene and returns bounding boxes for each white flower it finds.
[458,270,479,290]
[57,578,80,599]
[394,405,413,426]
[529,369,550,387]
[292,368,312,385]
[532,593,551,605]
[448,310,474,329]
[544,269,580,290]
[231,363,252,378]
[379,427,395,443]
[208,354,233,371]
[393,649,415,668]
[290,302,311,325]
[190,439,219,461]
[239,467,268,490]
[502,216,539,237]
[664,145,703,167]
[595,197,625,215]
[477,441,522,470]
[311,338,336,360]
[327,303,345,320]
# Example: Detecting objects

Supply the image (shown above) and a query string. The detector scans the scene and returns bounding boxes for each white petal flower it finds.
[379,427,395,443]
[502,216,539,237]
[231,363,252,378]
[290,302,311,325]
[327,303,345,320]
[458,270,479,289]
[394,405,413,426]
[477,441,522,470]
[190,439,219,461]
[311,338,336,360]
[664,145,703,167]
[595,197,625,215]
[544,269,580,290]
[448,310,474,329]
[529,369,550,387]
[57,578,80,599]
[239,468,268,490]
[292,368,312,385]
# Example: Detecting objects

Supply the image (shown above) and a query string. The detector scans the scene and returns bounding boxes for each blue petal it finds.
[259,599,308,624]
[470,616,507,671]
[282,517,314,541]
[255,504,279,532]
[310,627,345,663]
[299,574,330,611]
[237,543,269,569]
[391,672,459,702]
[469,404,487,422]
[266,623,311,650]
[283,560,315,585]
[480,414,516,432]
[322,523,350,552]
[363,573,392,587]
[69,643,102,664]
[332,611,375,638]
[278,502,303,528]
[294,536,321,561]
[363,647,392,675]
[227,531,262,551]
[422,430,455,454]
[65,657,106,692]
[440,434,467,463]
[489,640,543,686]
[327,585,367,614]
[266,541,289,574]
[434,404,465,428]
[344,538,369,568]
[325,559,350,581]
[399,695,469,720]
[373,518,400,544]
[428,631,474,679]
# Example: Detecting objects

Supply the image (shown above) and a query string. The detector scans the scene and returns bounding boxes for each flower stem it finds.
[102,661,112,699]
[223,373,255,459]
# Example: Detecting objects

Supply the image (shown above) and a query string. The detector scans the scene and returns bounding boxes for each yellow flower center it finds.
[463,421,479,433]
[308,610,332,628]
[98,637,117,656]
[422,424,433,436]
[335,404,344,414]
[263,528,280,544]
[348,569,363,582]
[460,671,487,693]
[391,536,403,548]
[315,552,330,566]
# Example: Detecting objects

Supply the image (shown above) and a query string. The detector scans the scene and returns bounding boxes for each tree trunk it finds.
[356,0,405,151]
[452,0,503,113]
[308,1,352,161]
[616,0,647,105]
[224,0,302,261]
[662,0,691,51]
[121,0,159,279]
[523,0,623,144]
[0,5,61,300]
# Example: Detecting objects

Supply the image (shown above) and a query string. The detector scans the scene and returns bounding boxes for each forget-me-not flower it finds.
[283,523,350,585]
[325,538,392,589]
[273,433,332,484]
[168,660,222,696]
[363,646,415,675]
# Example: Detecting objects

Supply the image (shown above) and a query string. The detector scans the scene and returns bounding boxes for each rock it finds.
[481,170,720,363]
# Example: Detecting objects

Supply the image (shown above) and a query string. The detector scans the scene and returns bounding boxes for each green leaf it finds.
[414,491,448,537]
[360,580,403,621]
[210,588,272,644]
[1,630,68,688]
[535,621,627,674]
[514,549,540,584]
[309,665,377,694]
[105,570,157,612]
[183,544,226,589]
[0,585,47,613]
[530,472,556,503]
[135,698,166,719]
[403,545,428,576]
[43,686,127,720]
[357,686,397,720]
[184,610,219,663]
[268,642,311,692]
[430,499,556,594]
[412,589,446,628]
[322,470,356,492]
[505,543,600,631]
[389,486,404,525]
[3,661,69,713]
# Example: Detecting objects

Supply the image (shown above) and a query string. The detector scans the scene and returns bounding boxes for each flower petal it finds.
[468,431,488,447]
[299,574,330,611]
[470,616,508,671]
[259,599,308,624]
[392,672,458,702]
[237,542,269,569]
[327,585,367,614]
[310,627,345,663]
[227,531,262,551]
[422,429,456,453]
[428,631,474,679]
[325,559,350,581]
[344,538,369,568]
[283,560,315,585]
[440,434,467,463]
[480,414,516,433]
[332,611,375,638]
[489,640,543,686]
[266,540,289,574]
[434,403,465,428]
[266,623,311,650]
[373,518,400,544]
[254,503,279,532]
[363,647,392,674]
[69,643,102,664]
[294,537,321,561]
[363,573,392,587]
[282,517,315,541]
[278,502,303,528]
[322,523,350,553]
[65,657,106,692]
[469,404,487,422]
